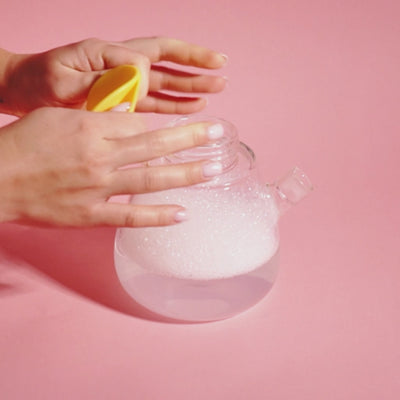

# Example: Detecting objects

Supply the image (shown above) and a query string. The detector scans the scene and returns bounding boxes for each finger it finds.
[122,37,227,69]
[149,65,227,93]
[79,42,151,99]
[136,93,207,114]
[107,161,223,196]
[91,203,188,227]
[109,122,224,167]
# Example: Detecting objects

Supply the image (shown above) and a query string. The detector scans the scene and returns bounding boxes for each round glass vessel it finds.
[114,116,312,322]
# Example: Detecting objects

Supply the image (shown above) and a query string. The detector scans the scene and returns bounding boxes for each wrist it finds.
[0,49,22,116]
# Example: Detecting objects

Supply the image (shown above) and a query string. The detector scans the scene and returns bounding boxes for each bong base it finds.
[115,249,279,322]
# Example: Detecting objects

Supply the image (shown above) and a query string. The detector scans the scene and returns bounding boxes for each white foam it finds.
[116,182,279,280]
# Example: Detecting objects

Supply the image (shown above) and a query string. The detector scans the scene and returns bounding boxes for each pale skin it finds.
[0,37,227,227]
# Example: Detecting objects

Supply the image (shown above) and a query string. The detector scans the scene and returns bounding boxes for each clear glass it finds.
[114,116,311,322]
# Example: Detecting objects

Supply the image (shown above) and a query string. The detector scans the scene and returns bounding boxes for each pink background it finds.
[1,0,399,399]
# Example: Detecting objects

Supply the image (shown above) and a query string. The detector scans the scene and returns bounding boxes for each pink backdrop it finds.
[1,1,399,399]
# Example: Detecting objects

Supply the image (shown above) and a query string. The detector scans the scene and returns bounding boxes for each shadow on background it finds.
[0,224,173,322]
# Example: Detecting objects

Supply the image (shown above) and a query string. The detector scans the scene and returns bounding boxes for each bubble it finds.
[117,181,279,280]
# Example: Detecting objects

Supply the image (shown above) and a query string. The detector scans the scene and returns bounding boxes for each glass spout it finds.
[269,167,313,215]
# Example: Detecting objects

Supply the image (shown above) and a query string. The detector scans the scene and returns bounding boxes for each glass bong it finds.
[85,65,312,322]
[114,115,313,322]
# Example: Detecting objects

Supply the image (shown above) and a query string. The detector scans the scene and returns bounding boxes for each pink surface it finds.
[1,1,399,399]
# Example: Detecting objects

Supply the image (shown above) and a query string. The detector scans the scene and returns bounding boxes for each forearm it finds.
[0,123,20,223]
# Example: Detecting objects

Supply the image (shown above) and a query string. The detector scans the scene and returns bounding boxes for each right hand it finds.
[0,107,223,228]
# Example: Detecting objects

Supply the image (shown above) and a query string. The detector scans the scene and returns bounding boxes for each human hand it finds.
[0,107,224,227]
[1,37,227,116]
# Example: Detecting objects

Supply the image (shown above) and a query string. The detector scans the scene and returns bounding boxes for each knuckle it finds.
[77,113,97,135]
[190,123,206,146]
[76,118,109,164]
[123,207,171,228]
[81,158,110,190]
[85,144,106,166]
[151,36,172,59]
[77,150,109,185]
[157,209,172,226]
[151,35,169,45]
[82,158,105,182]
[74,203,96,226]
[184,164,202,185]
[124,212,138,227]
[33,106,61,120]
[81,37,102,48]
[153,35,167,41]
[143,169,159,191]
[140,55,151,71]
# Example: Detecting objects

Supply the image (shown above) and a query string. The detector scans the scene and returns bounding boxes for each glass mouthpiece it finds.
[273,167,313,214]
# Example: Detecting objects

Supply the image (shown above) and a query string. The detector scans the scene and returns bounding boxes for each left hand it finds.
[2,37,227,116]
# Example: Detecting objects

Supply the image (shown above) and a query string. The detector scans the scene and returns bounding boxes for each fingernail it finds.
[207,123,224,140]
[174,209,188,223]
[202,161,223,177]
[221,76,229,89]
[220,53,228,64]
[111,102,131,112]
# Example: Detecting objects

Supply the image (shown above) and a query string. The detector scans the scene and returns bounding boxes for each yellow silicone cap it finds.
[86,65,141,112]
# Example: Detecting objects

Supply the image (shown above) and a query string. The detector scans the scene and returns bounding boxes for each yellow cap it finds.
[86,65,141,112]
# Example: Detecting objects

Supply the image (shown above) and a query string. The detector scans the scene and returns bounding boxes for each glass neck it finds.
[167,117,241,173]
